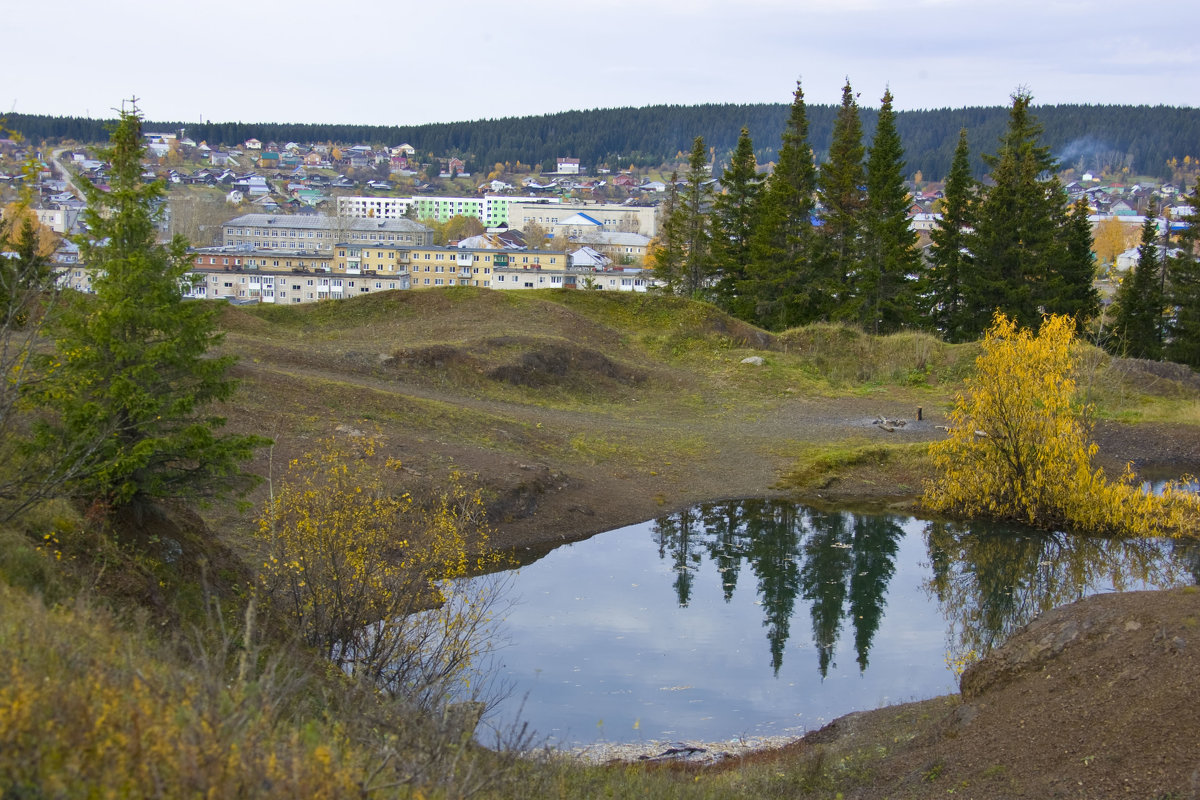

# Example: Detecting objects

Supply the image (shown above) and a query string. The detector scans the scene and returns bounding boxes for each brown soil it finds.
[771,586,1200,799]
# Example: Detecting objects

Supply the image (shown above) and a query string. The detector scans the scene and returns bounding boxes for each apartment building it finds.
[337,194,527,228]
[405,245,569,289]
[490,263,655,292]
[221,213,431,251]
[57,242,634,305]
[334,196,661,238]
[181,244,409,303]
[185,269,409,303]
[335,196,416,219]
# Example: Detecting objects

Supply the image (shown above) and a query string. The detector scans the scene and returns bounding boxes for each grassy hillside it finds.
[4,288,1200,798]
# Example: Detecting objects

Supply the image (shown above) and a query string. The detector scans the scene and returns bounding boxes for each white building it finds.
[336,195,416,219]
[507,201,660,238]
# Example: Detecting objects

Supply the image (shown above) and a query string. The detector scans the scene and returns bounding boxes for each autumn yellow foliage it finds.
[256,436,508,708]
[923,313,1200,536]
[0,583,365,798]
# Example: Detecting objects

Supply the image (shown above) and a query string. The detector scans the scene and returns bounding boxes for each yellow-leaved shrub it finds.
[256,436,508,709]
[923,313,1200,536]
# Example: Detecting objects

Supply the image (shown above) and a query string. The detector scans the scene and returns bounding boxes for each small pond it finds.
[476,500,1199,747]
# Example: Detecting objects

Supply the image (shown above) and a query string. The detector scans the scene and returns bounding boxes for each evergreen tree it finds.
[816,80,867,321]
[711,127,761,319]
[1043,197,1101,331]
[927,128,977,341]
[30,102,267,509]
[966,90,1063,336]
[857,88,921,334]
[1110,203,1165,359]
[745,81,818,330]
[647,172,685,292]
[679,136,713,296]
[1165,188,1200,367]
[651,140,713,298]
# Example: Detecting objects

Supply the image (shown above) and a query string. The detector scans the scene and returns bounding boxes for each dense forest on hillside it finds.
[8,102,1200,181]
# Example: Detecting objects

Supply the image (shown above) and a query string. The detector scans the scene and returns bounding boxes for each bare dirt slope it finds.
[786,586,1200,799]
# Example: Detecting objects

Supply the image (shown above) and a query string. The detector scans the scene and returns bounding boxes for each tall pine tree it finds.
[857,88,921,334]
[30,102,267,509]
[966,90,1064,336]
[1166,186,1200,367]
[711,127,761,319]
[927,128,977,341]
[745,81,818,331]
[679,136,714,297]
[1042,196,1100,331]
[816,80,867,322]
[1110,203,1165,359]
[648,172,685,292]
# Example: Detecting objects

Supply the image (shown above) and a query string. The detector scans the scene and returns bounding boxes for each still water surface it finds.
[479,501,1198,746]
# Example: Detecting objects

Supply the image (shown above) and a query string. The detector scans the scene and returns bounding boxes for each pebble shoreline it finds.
[554,734,804,764]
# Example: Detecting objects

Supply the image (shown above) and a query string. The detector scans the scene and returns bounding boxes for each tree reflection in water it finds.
[924,520,1190,658]
[652,501,905,676]
[652,502,1192,677]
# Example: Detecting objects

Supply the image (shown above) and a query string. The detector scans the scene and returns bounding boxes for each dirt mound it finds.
[836,586,1200,798]
[390,344,478,370]
[385,337,646,394]
[485,339,646,389]
[693,311,775,349]
[1110,358,1200,395]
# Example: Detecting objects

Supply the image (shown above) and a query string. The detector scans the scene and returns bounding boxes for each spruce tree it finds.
[745,81,818,330]
[1110,204,1164,359]
[30,102,267,510]
[648,172,685,292]
[679,136,713,297]
[966,90,1063,336]
[1043,196,1100,331]
[927,128,976,341]
[711,127,760,319]
[816,80,867,322]
[1165,187,1200,367]
[858,88,921,334]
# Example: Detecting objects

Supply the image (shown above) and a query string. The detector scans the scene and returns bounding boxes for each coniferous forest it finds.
[7,102,1200,181]
[650,81,1200,370]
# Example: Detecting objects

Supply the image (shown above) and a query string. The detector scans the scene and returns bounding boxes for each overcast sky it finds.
[9,0,1197,127]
